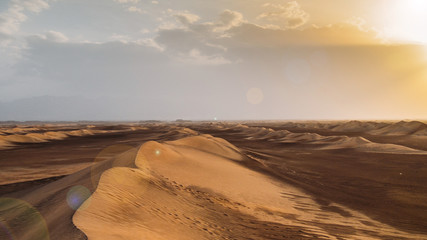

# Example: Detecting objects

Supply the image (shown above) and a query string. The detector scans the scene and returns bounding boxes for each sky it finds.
[1,0,427,121]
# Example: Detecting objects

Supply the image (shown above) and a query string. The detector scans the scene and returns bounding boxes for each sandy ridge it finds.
[73,133,427,239]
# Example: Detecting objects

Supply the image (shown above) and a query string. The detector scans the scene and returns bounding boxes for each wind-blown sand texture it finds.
[1,121,427,239]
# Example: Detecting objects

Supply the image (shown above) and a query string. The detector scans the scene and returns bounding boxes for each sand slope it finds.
[0,145,141,240]
[72,134,425,239]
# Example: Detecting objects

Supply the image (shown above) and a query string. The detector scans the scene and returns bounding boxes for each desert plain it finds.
[1,120,427,239]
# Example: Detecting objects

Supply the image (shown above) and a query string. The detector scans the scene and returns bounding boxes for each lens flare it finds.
[155,149,161,156]
[0,198,49,240]
[246,88,264,105]
[0,222,14,240]
[66,185,91,210]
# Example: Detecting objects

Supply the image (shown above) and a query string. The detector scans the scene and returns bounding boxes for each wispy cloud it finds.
[127,6,146,14]
[113,0,140,3]
[0,0,50,36]
[257,1,309,29]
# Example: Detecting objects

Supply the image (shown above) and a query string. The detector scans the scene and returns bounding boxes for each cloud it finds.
[224,23,383,47]
[166,9,243,32]
[213,10,244,32]
[0,4,423,120]
[346,16,368,31]
[0,0,51,71]
[154,9,383,67]
[109,33,131,43]
[17,0,49,13]
[8,38,170,98]
[173,12,200,26]
[176,48,231,65]
[134,38,164,51]
[0,0,50,36]
[44,30,68,42]
[7,36,423,120]
[140,28,150,34]
[113,0,139,3]
[25,30,69,43]
[1,37,245,119]
[127,6,146,14]
[155,9,247,64]
[257,1,309,29]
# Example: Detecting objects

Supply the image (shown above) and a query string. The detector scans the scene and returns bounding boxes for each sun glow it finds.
[382,0,427,44]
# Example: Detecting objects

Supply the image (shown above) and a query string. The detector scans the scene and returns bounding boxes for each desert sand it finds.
[1,121,427,239]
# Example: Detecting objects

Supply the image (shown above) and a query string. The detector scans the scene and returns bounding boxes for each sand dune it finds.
[282,132,323,142]
[261,120,427,137]
[330,121,386,132]
[318,136,427,154]
[167,134,242,160]
[0,131,82,149]
[0,137,14,149]
[2,123,427,239]
[368,121,426,136]
[0,145,142,240]
[0,125,150,150]
[222,124,324,142]
[413,128,427,136]
[217,124,427,154]
[6,127,41,134]
[71,134,426,239]
[157,127,200,139]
